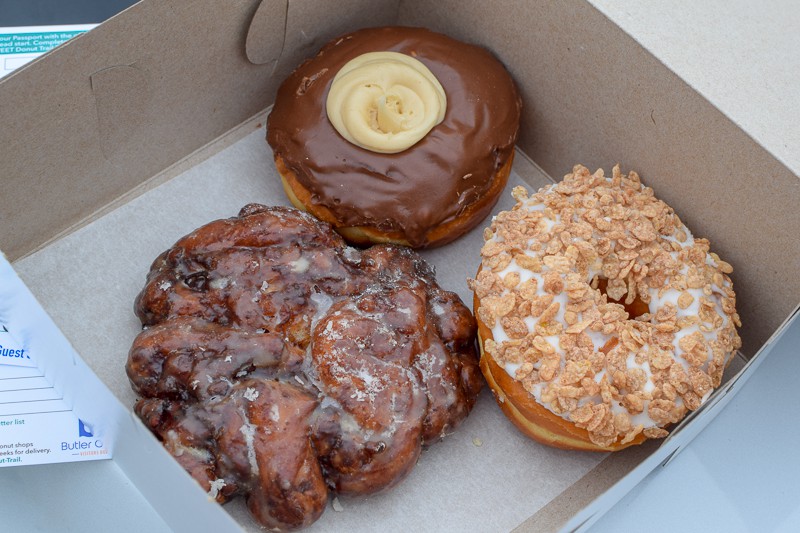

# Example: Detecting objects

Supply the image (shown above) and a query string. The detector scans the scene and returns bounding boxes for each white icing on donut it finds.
[474,165,742,446]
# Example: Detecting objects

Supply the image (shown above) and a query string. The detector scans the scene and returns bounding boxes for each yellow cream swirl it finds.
[326,51,447,154]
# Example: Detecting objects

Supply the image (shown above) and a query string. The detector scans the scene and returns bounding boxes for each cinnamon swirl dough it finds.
[126,205,481,530]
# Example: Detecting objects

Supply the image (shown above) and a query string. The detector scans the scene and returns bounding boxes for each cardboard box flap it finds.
[274,0,398,79]
[1,1,272,261]
[245,0,288,67]
[90,65,151,158]
[0,0,401,264]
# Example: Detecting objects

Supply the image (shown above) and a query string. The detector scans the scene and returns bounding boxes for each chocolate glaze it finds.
[127,205,482,530]
[267,26,522,247]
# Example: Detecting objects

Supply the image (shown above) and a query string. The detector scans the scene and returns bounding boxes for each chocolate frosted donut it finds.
[127,205,482,530]
[267,26,522,248]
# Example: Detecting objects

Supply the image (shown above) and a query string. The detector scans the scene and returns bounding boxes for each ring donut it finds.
[469,165,742,451]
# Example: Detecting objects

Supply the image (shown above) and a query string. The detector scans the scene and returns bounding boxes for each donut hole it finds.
[594,277,650,319]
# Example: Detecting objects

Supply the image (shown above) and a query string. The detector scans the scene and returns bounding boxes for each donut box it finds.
[1,1,798,531]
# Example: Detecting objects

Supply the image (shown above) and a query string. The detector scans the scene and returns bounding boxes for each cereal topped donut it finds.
[127,205,482,530]
[469,164,742,451]
[267,26,522,248]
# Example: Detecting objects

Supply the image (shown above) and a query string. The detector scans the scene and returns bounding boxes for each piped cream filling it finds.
[326,51,446,153]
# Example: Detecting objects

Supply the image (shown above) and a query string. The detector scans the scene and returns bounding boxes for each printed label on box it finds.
[0,412,110,466]
[0,25,96,79]
[0,253,111,467]
[0,322,36,368]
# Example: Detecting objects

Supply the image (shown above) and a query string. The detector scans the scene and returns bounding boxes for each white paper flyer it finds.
[0,24,96,79]
[0,252,114,466]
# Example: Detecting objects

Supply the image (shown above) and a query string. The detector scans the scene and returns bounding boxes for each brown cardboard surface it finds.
[245,0,288,66]
[1,1,269,260]
[591,0,800,179]
[2,0,799,530]
[275,0,398,78]
[90,65,151,158]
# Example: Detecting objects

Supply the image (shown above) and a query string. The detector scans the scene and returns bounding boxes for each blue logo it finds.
[78,419,93,438]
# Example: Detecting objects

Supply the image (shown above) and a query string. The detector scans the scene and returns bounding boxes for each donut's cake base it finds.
[476,299,647,452]
[277,153,515,248]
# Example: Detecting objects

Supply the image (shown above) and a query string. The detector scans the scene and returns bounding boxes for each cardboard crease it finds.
[245,0,289,67]
[89,64,150,158]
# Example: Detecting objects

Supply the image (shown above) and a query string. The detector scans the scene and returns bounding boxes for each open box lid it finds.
[1,0,799,531]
